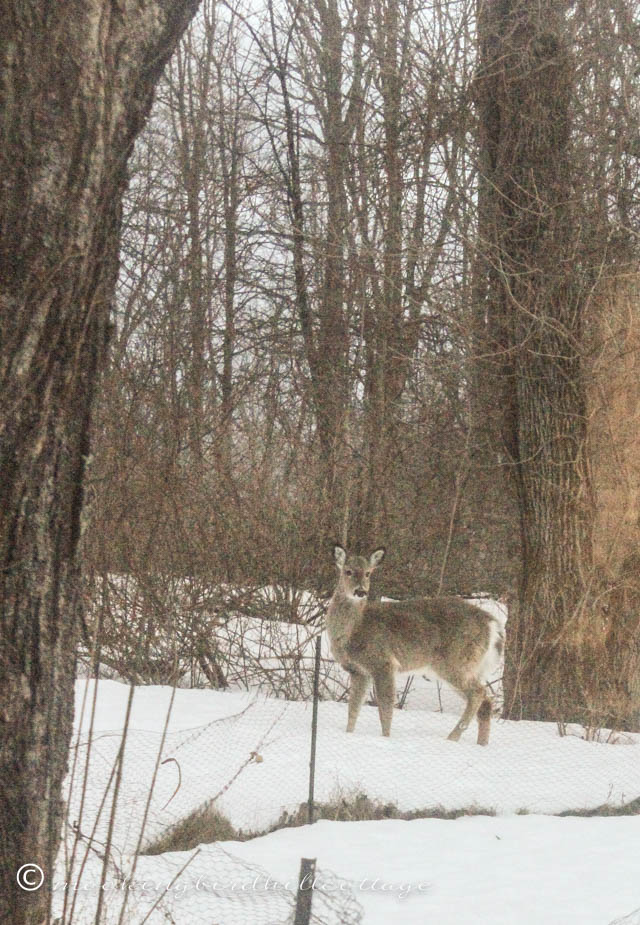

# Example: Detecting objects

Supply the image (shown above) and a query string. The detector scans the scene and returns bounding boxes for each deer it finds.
[325,545,506,745]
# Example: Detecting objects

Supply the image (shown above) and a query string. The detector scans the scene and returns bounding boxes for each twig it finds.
[160,758,182,811]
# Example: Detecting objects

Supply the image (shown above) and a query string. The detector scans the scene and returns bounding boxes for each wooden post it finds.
[293,857,316,925]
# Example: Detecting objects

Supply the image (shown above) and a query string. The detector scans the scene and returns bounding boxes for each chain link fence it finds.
[611,910,640,925]
[65,577,640,923]
[61,656,363,924]
[54,843,362,925]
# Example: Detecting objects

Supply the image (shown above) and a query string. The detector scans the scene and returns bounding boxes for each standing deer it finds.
[326,545,506,745]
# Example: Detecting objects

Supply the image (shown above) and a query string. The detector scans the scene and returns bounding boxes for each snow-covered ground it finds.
[211,814,640,925]
[55,675,640,924]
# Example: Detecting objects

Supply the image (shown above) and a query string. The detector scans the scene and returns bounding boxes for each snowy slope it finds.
[53,816,640,925]
[56,816,640,925]
[67,679,640,849]
[204,814,640,925]
[56,671,640,924]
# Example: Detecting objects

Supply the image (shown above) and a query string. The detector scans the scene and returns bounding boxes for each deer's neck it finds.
[326,589,367,643]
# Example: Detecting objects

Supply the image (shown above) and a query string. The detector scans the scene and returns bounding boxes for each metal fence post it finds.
[307,634,321,825]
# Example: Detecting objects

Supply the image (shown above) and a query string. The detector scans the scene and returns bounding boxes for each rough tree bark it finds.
[0,2,200,922]
[475,0,599,721]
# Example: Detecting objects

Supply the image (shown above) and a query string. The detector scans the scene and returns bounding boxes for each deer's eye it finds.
[345,569,352,576]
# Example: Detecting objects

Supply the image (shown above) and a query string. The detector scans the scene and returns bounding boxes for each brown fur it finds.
[326,546,503,745]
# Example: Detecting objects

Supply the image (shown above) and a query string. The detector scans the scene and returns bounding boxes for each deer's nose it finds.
[354,588,367,598]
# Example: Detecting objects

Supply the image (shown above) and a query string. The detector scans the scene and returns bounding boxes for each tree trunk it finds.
[476,0,598,722]
[218,65,240,484]
[314,0,351,544]
[269,0,353,550]
[0,3,200,922]
[358,0,403,550]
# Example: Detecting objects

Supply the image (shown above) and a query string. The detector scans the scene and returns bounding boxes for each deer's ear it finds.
[369,547,386,569]
[333,544,346,569]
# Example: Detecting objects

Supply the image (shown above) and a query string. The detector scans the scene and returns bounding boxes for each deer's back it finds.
[344,596,498,686]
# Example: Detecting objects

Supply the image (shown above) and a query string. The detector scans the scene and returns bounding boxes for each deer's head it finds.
[333,544,385,601]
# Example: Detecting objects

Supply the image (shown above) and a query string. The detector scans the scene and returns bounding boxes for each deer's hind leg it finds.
[447,684,486,743]
[476,697,492,746]
[371,662,396,737]
[345,665,370,733]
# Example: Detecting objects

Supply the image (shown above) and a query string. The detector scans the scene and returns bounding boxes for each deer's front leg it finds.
[345,665,370,733]
[372,662,396,737]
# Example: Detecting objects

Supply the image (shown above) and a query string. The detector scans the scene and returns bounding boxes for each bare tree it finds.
[0,3,200,922]
[90,0,502,601]
[253,0,370,546]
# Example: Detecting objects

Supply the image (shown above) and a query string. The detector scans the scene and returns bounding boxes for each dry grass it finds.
[558,795,640,817]
[141,789,496,855]
[143,805,239,856]
[142,786,640,857]
[266,792,496,828]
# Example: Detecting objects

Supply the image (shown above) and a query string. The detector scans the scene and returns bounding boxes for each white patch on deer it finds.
[476,616,506,684]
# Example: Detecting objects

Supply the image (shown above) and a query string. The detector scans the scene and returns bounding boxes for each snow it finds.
[56,675,640,924]
[71,678,640,837]
[56,816,640,924]
[217,814,640,925]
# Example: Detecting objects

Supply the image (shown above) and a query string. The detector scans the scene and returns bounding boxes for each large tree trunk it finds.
[476,0,598,722]
[585,271,640,730]
[0,3,200,922]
